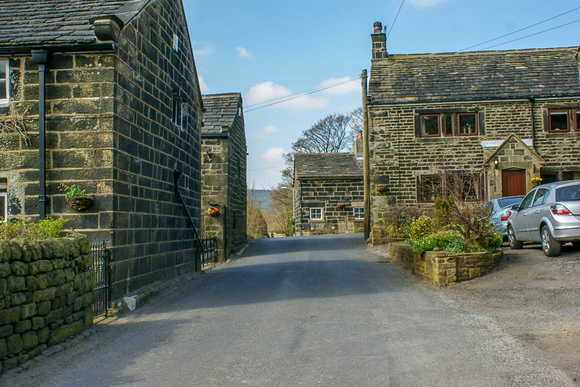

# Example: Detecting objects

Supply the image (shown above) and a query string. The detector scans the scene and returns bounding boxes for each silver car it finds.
[506,180,580,256]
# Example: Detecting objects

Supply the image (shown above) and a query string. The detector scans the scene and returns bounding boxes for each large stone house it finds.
[0,0,204,301]
[200,93,247,261]
[294,152,364,235]
[365,22,580,223]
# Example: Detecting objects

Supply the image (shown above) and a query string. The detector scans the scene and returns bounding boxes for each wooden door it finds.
[502,170,526,196]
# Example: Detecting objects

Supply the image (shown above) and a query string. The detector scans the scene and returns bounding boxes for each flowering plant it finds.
[531,177,543,182]
[206,206,219,216]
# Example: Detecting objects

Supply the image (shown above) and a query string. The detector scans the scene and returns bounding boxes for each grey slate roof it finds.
[369,47,580,104]
[294,153,363,180]
[0,0,148,47]
[201,93,242,135]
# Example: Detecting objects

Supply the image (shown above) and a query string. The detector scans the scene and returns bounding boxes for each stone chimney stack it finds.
[372,21,387,60]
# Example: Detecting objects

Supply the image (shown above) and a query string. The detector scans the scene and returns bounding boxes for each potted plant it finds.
[531,177,543,187]
[60,184,94,211]
[376,185,387,192]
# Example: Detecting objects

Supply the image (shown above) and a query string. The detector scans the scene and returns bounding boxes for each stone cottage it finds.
[200,93,247,261]
[294,152,364,235]
[365,21,580,223]
[0,0,204,302]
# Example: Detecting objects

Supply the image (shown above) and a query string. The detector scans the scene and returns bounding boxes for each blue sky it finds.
[183,0,580,189]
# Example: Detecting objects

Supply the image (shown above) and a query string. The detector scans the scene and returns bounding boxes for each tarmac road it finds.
[2,234,576,386]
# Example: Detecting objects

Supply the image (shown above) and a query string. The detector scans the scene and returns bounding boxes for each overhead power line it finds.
[458,5,580,52]
[244,76,361,113]
[480,18,580,51]
[387,0,406,39]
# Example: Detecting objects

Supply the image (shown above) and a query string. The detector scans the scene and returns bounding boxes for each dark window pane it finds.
[459,114,477,134]
[0,82,5,99]
[422,175,441,202]
[549,111,569,132]
[421,115,439,136]
[0,61,5,78]
[576,110,580,131]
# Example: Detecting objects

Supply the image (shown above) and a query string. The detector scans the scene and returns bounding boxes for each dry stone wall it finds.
[0,235,94,373]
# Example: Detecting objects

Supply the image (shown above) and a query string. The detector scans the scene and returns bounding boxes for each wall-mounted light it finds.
[204,147,212,163]
[494,159,499,169]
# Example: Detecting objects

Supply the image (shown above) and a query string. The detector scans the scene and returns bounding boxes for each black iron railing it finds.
[91,241,110,318]
[200,237,216,268]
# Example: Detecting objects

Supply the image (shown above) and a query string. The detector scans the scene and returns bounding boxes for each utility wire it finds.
[479,18,580,51]
[458,5,580,52]
[245,76,361,113]
[387,0,406,39]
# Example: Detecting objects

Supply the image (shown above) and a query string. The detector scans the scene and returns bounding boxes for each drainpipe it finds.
[173,168,203,271]
[361,69,371,240]
[528,97,535,149]
[32,50,49,219]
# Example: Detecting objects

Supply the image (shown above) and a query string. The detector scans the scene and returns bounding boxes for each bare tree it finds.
[291,113,352,154]
[265,183,294,236]
[246,187,268,239]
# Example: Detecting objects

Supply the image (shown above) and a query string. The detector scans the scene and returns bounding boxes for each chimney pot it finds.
[373,21,382,34]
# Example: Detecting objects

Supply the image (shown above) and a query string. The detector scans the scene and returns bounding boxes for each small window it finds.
[421,115,439,137]
[0,60,8,104]
[172,94,182,128]
[458,114,477,135]
[353,207,364,219]
[421,175,442,202]
[310,207,322,220]
[549,110,569,132]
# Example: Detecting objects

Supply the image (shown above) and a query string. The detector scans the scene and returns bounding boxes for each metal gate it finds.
[200,237,216,268]
[91,241,110,318]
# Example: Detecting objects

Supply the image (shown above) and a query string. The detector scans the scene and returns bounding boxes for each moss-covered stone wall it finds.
[0,235,94,373]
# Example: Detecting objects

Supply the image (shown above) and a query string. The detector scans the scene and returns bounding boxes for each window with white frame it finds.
[353,207,364,219]
[309,207,323,220]
[0,178,7,221]
[0,60,8,104]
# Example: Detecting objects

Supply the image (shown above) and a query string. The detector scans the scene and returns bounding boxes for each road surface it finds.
[2,234,575,386]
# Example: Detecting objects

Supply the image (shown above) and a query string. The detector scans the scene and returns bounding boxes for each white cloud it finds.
[193,42,214,57]
[247,125,280,139]
[317,76,361,96]
[246,81,329,112]
[261,147,285,164]
[236,46,252,58]
[198,74,209,93]
[408,0,450,8]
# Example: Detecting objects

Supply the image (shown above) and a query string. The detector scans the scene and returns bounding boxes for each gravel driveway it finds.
[439,243,580,383]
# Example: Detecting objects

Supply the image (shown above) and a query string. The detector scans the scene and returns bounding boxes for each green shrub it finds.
[412,230,466,255]
[407,216,435,242]
[0,217,69,240]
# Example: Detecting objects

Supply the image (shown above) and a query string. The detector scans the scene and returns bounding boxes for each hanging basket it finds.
[66,195,94,211]
[206,206,219,216]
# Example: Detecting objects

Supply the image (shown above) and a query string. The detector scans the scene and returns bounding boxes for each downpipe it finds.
[32,50,49,219]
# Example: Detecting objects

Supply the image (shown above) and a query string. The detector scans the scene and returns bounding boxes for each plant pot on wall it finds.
[206,206,219,216]
[66,196,94,211]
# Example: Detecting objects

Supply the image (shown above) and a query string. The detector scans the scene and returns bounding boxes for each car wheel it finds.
[541,225,561,257]
[507,226,523,249]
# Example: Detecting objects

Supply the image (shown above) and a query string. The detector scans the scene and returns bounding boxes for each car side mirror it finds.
[510,204,520,211]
